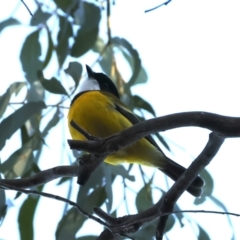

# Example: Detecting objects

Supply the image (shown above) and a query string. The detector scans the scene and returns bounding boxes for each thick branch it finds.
[68,111,240,153]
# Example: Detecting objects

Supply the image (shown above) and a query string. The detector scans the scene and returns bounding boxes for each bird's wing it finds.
[114,102,164,153]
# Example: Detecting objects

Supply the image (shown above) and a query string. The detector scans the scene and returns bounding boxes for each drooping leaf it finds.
[210,195,234,232]
[64,61,83,89]
[0,174,7,226]
[77,164,104,207]
[71,2,101,57]
[18,195,41,240]
[42,27,54,69]
[38,71,68,96]
[154,132,171,151]
[56,16,73,67]
[111,165,135,182]
[42,108,61,137]
[20,124,30,146]
[136,178,153,212]
[1,136,40,178]
[164,214,176,233]
[0,18,20,34]
[194,169,214,205]
[0,82,26,118]
[27,81,45,102]
[0,101,46,150]
[198,224,211,240]
[92,37,112,76]
[112,37,141,87]
[30,8,51,26]
[133,95,156,116]
[132,220,157,240]
[54,0,78,12]
[56,207,86,240]
[20,29,43,83]
[76,236,98,240]
[102,164,113,213]
[135,66,148,85]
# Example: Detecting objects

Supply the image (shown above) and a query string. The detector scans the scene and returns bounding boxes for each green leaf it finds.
[27,81,45,102]
[0,82,26,118]
[42,27,54,69]
[0,175,7,226]
[198,224,211,240]
[30,8,51,26]
[56,16,73,67]
[18,195,41,240]
[20,29,43,83]
[20,124,30,146]
[76,236,98,240]
[77,165,104,206]
[42,108,61,137]
[92,37,112,76]
[154,132,171,151]
[135,66,148,85]
[64,61,82,89]
[0,18,20,34]
[112,37,141,87]
[132,221,156,240]
[164,214,176,233]
[136,179,153,212]
[102,164,113,213]
[1,136,40,178]
[194,169,214,205]
[39,72,68,96]
[54,0,77,12]
[71,2,101,57]
[111,165,135,181]
[0,101,46,151]
[133,95,156,116]
[56,207,86,240]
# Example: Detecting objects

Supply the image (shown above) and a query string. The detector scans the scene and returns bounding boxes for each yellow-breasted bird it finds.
[68,65,204,197]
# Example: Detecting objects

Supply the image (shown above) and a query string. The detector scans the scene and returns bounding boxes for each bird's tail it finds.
[160,157,204,197]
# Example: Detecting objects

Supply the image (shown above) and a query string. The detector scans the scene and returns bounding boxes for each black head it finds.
[86,65,120,99]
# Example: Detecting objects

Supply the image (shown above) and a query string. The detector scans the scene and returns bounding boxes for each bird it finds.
[68,65,204,197]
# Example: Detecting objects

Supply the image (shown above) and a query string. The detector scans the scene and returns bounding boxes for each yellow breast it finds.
[68,91,164,167]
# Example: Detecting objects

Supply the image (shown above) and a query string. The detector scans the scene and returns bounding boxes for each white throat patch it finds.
[78,77,100,93]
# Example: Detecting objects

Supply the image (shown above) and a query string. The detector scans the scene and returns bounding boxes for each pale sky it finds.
[1,0,240,239]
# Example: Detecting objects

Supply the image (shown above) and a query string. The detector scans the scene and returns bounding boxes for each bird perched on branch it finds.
[68,65,204,197]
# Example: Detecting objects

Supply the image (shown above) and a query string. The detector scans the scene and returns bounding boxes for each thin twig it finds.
[145,0,172,13]
[21,0,33,16]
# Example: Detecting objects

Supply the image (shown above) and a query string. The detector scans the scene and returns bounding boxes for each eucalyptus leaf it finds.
[56,207,86,240]
[198,224,211,240]
[30,8,51,26]
[102,164,113,213]
[92,37,112,76]
[71,2,100,57]
[1,136,40,178]
[56,16,73,67]
[64,61,83,89]
[39,72,68,96]
[112,37,141,87]
[18,195,41,240]
[0,82,26,118]
[20,29,43,83]
[136,178,153,212]
[133,95,156,116]
[0,18,20,34]
[42,27,54,69]
[111,165,135,182]
[0,101,46,151]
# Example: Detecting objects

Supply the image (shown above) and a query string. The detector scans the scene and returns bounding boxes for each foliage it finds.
[0,1,235,240]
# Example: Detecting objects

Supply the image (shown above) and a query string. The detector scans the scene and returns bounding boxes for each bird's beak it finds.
[86,65,94,78]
